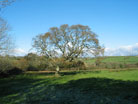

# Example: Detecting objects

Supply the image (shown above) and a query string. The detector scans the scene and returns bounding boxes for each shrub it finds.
[25,55,50,71]
[37,57,49,70]
[111,63,117,69]
[56,59,86,70]
[7,67,23,75]
[119,64,124,68]
[104,63,118,69]
[0,57,23,77]
[0,57,13,73]
[95,57,104,67]
[13,58,29,71]
[135,63,138,67]
[27,65,38,71]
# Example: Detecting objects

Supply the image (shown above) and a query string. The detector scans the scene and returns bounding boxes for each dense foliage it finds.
[0,54,138,77]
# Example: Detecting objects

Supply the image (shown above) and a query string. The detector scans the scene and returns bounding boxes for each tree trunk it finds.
[55,66,60,76]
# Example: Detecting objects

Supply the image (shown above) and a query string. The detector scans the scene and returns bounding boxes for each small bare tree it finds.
[91,46,105,66]
[0,0,15,9]
[0,0,16,55]
[0,17,13,55]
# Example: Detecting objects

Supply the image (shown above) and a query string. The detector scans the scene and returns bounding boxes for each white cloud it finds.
[12,48,28,56]
[10,43,138,57]
[105,43,138,56]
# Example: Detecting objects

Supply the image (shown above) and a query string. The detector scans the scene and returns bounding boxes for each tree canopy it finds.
[32,24,104,61]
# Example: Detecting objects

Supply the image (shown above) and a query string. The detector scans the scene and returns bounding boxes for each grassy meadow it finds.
[83,56,138,70]
[84,56,138,64]
[0,69,138,104]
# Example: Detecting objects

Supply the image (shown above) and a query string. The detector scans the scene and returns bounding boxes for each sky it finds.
[1,0,138,56]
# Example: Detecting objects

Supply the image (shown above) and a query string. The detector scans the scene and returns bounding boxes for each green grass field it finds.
[84,56,138,64]
[0,69,138,104]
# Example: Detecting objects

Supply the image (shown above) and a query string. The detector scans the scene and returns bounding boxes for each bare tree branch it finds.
[32,24,103,61]
[0,0,15,9]
[0,17,14,55]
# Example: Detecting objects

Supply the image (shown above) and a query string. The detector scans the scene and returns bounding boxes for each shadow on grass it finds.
[0,74,138,104]
[25,70,101,76]
[25,72,55,76]
[24,71,79,76]
[0,77,44,97]
[42,78,138,104]
[60,70,101,76]
[39,79,138,104]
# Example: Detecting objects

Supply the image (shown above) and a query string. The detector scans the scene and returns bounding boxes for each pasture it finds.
[0,69,138,104]
[84,56,138,64]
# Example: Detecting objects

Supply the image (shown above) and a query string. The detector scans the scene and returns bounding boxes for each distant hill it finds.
[84,56,138,64]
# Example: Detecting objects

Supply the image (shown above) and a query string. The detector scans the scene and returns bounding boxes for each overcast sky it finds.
[1,0,138,56]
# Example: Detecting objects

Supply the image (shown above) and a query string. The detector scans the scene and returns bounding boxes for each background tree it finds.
[0,0,15,9]
[91,46,105,66]
[0,0,16,55]
[0,17,14,55]
[32,24,102,62]
[0,0,16,76]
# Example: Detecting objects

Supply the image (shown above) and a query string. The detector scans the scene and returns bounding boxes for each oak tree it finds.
[32,24,103,61]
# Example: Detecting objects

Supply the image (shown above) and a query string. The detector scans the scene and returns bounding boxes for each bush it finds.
[7,67,23,75]
[0,57,13,73]
[104,63,119,69]
[95,57,104,67]
[37,58,49,70]
[135,63,138,67]
[13,58,29,71]
[27,65,38,71]
[0,57,23,77]
[25,55,49,71]
[119,64,124,68]
[55,59,86,70]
